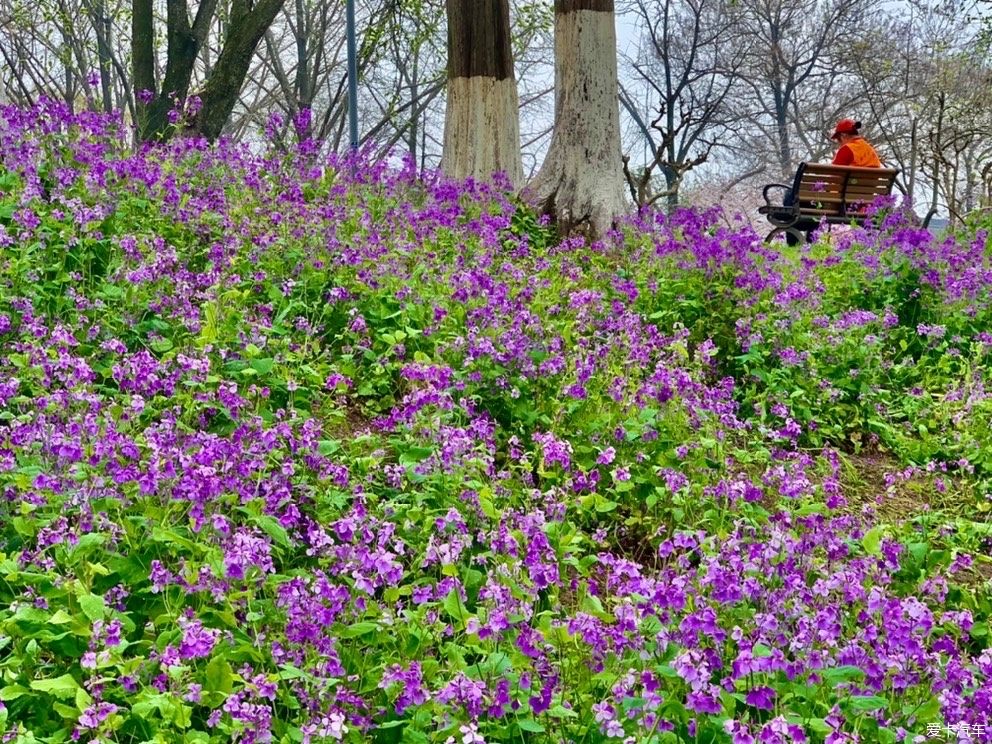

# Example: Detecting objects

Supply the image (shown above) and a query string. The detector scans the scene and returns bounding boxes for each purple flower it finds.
[745,685,776,710]
[77,702,118,730]
[178,617,219,659]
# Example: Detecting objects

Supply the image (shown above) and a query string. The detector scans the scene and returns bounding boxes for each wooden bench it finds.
[758,163,899,244]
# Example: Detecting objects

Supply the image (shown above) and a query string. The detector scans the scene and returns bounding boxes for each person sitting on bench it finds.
[830,118,881,167]
[759,118,897,245]
[785,118,882,208]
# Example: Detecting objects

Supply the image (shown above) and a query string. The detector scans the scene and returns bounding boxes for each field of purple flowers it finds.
[1,101,991,744]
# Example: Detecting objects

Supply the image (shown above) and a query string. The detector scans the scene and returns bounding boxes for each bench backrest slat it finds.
[793,163,898,219]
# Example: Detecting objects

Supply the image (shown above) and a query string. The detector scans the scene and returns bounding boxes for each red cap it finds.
[831,118,860,140]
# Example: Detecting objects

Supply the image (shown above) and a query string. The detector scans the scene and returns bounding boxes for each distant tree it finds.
[726,0,881,178]
[619,0,742,208]
[925,54,992,226]
[0,0,132,114]
[527,0,627,239]
[441,0,523,186]
[847,0,991,225]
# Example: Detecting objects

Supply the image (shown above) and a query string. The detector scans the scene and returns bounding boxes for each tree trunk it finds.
[133,0,206,141]
[193,0,287,141]
[662,165,678,210]
[525,0,627,239]
[132,0,155,123]
[133,0,277,142]
[441,0,523,188]
[88,0,114,113]
[908,116,918,203]
[294,0,310,107]
[408,47,419,161]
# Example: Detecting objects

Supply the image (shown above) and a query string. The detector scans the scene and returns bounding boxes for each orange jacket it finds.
[833,138,881,167]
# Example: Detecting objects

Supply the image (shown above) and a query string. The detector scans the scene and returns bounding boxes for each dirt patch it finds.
[841,449,992,590]
[953,559,992,590]
[839,449,971,524]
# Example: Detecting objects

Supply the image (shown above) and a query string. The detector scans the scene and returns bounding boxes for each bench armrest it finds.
[761,182,791,208]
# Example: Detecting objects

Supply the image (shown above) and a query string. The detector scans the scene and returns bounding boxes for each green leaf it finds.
[399,446,434,467]
[252,514,290,549]
[848,695,888,712]
[79,593,106,622]
[442,589,467,627]
[622,696,647,712]
[911,696,940,723]
[807,718,832,736]
[516,718,546,733]
[479,652,512,676]
[199,303,218,345]
[0,685,29,701]
[821,665,865,685]
[250,358,274,375]
[76,686,93,711]
[48,609,73,625]
[796,503,828,516]
[30,674,80,698]
[205,656,233,695]
[278,665,308,680]
[317,440,340,456]
[340,622,379,638]
[861,526,884,557]
[71,532,108,557]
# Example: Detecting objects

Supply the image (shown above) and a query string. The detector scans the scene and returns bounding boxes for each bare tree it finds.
[619,0,742,208]
[844,0,991,227]
[726,0,881,178]
[1,0,132,114]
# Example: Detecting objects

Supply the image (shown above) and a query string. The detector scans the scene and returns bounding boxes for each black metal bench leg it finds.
[765,226,806,245]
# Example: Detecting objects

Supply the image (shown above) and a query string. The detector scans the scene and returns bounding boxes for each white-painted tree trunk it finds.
[441,76,524,188]
[527,6,628,239]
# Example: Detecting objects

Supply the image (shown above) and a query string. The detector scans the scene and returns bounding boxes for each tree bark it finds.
[441,0,523,187]
[193,0,287,140]
[134,0,215,140]
[133,0,278,142]
[132,0,156,130]
[525,0,627,239]
[84,0,114,113]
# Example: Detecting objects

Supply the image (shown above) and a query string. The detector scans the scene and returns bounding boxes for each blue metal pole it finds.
[346,0,359,155]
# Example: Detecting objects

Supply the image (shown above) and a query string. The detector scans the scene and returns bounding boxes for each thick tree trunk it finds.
[662,166,679,210]
[132,0,156,129]
[193,0,286,141]
[133,0,218,141]
[133,0,276,143]
[525,0,627,239]
[441,0,523,188]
